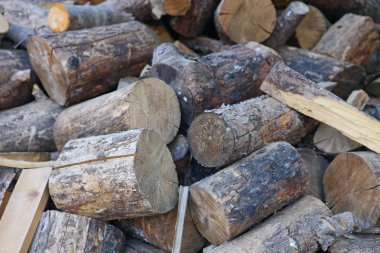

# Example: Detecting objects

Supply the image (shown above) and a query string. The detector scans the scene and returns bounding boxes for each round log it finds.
[53,78,180,150]
[49,129,179,220]
[329,234,380,253]
[214,0,276,43]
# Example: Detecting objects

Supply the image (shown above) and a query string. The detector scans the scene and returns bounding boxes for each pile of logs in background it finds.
[1,0,380,252]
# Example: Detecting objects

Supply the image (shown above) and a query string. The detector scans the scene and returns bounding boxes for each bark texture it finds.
[124,238,165,253]
[181,36,225,54]
[101,0,153,22]
[329,234,380,253]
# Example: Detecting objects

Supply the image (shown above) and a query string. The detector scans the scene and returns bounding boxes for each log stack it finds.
[1,0,380,252]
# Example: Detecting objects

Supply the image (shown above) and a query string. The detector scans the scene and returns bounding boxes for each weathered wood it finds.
[147,42,282,128]
[168,0,219,37]
[189,142,308,245]
[0,167,52,253]
[324,152,380,230]
[168,134,189,162]
[215,0,276,43]
[172,186,189,253]
[30,210,126,252]
[117,204,205,253]
[261,62,380,154]
[28,21,157,106]
[294,5,330,49]
[0,50,37,110]
[100,0,154,22]
[163,0,191,16]
[48,3,133,32]
[188,95,307,167]
[181,36,225,54]
[5,23,36,48]
[149,24,174,43]
[313,90,370,154]
[209,196,355,253]
[329,234,380,253]
[277,46,366,99]
[53,78,180,150]
[313,14,380,65]
[124,238,166,253]
[0,168,17,217]
[0,12,9,43]
[265,1,309,48]
[49,129,179,220]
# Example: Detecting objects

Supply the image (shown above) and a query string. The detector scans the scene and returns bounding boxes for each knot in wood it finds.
[67,56,80,68]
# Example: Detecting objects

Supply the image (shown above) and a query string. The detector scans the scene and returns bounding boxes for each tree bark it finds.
[53,78,180,150]
[28,21,158,106]
[312,13,380,65]
[366,76,380,97]
[101,0,154,22]
[5,23,36,48]
[30,210,126,252]
[277,46,366,99]
[181,36,225,54]
[147,42,282,128]
[329,234,380,253]
[187,95,308,167]
[48,3,134,32]
[116,205,205,253]
[189,142,308,245]
[49,129,179,220]
[163,0,191,16]
[124,238,166,253]
[323,152,380,230]
[214,0,276,43]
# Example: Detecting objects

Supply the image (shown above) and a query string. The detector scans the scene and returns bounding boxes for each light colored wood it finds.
[0,13,9,42]
[0,157,54,169]
[261,62,380,154]
[215,0,276,43]
[0,152,51,163]
[172,186,189,253]
[0,167,52,253]
[163,0,190,16]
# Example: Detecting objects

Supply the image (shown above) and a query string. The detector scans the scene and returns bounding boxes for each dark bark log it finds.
[329,234,380,253]
[181,36,225,54]
[189,142,308,245]
[101,0,153,22]
[28,21,158,106]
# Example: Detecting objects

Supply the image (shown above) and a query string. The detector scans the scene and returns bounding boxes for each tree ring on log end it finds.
[48,4,70,33]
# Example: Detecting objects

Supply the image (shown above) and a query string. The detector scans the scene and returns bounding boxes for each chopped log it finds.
[366,76,380,97]
[189,142,308,245]
[329,234,380,253]
[298,148,329,201]
[48,3,133,32]
[265,1,309,48]
[100,0,154,22]
[313,90,370,154]
[208,196,357,253]
[174,40,197,56]
[5,23,36,48]
[49,129,179,220]
[181,36,225,54]
[324,152,380,230]
[147,42,282,128]
[188,95,307,167]
[0,50,37,110]
[30,210,125,252]
[0,89,63,152]
[261,62,380,154]
[163,0,191,16]
[0,168,17,217]
[214,0,276,43]
[312,14,380,65]
[124,238,166,253]
[0,167,52,253]
[294,5,330,49]
[0,13,9,43]
[54,78,180,150]
[168,0,219,37]
[28,21,157,106]
[117,205,206,253]
[277,46,366,99]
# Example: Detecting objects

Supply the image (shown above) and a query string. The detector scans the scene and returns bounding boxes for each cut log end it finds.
[48,3,70,33]
[188,112,234,167]
[0,13,9,35]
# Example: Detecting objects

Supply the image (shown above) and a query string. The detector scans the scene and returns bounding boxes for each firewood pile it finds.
[1,0,380,252]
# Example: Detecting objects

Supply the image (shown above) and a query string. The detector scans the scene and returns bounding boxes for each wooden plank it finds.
[0,167,52,253]
[261,62,380,154]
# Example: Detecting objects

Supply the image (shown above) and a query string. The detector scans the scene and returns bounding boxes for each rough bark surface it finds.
[30,210,126,252]
[49,129,179,220]
[124,238,165,253]
[329,234,380,253]
[28,21,157,106]
[181,36,225,54]
[101,0,153,22]
[188,95,307,167]
[53,78,180,150]
[190,142,309,245]
[5,23,36,48]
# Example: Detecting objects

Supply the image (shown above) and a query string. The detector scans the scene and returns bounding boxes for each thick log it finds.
[208,196,357,252]
[188,95,307,167]
[189,142,308,245]
[30,210,125,252]
[277,46,366,99]
[49,129,179,220]
[329,234,380,253]
[324,152,380,230]
[0,90,63,152]
[124,238,165,253]
[181,36,225,54]
[312,14,380,65]
[100,0,153,22]
[261,62,380,154]
[298,148,329,201]
[168,0,219,37]
[28,21,157,106]
[0,50,37,110]
[48,3,133,32]
[53,78,180,150]
[214,0,276,43]
[265,1,309,48]
[147,42,282,128]
[117,205,205,253]
[5,23,35,48]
